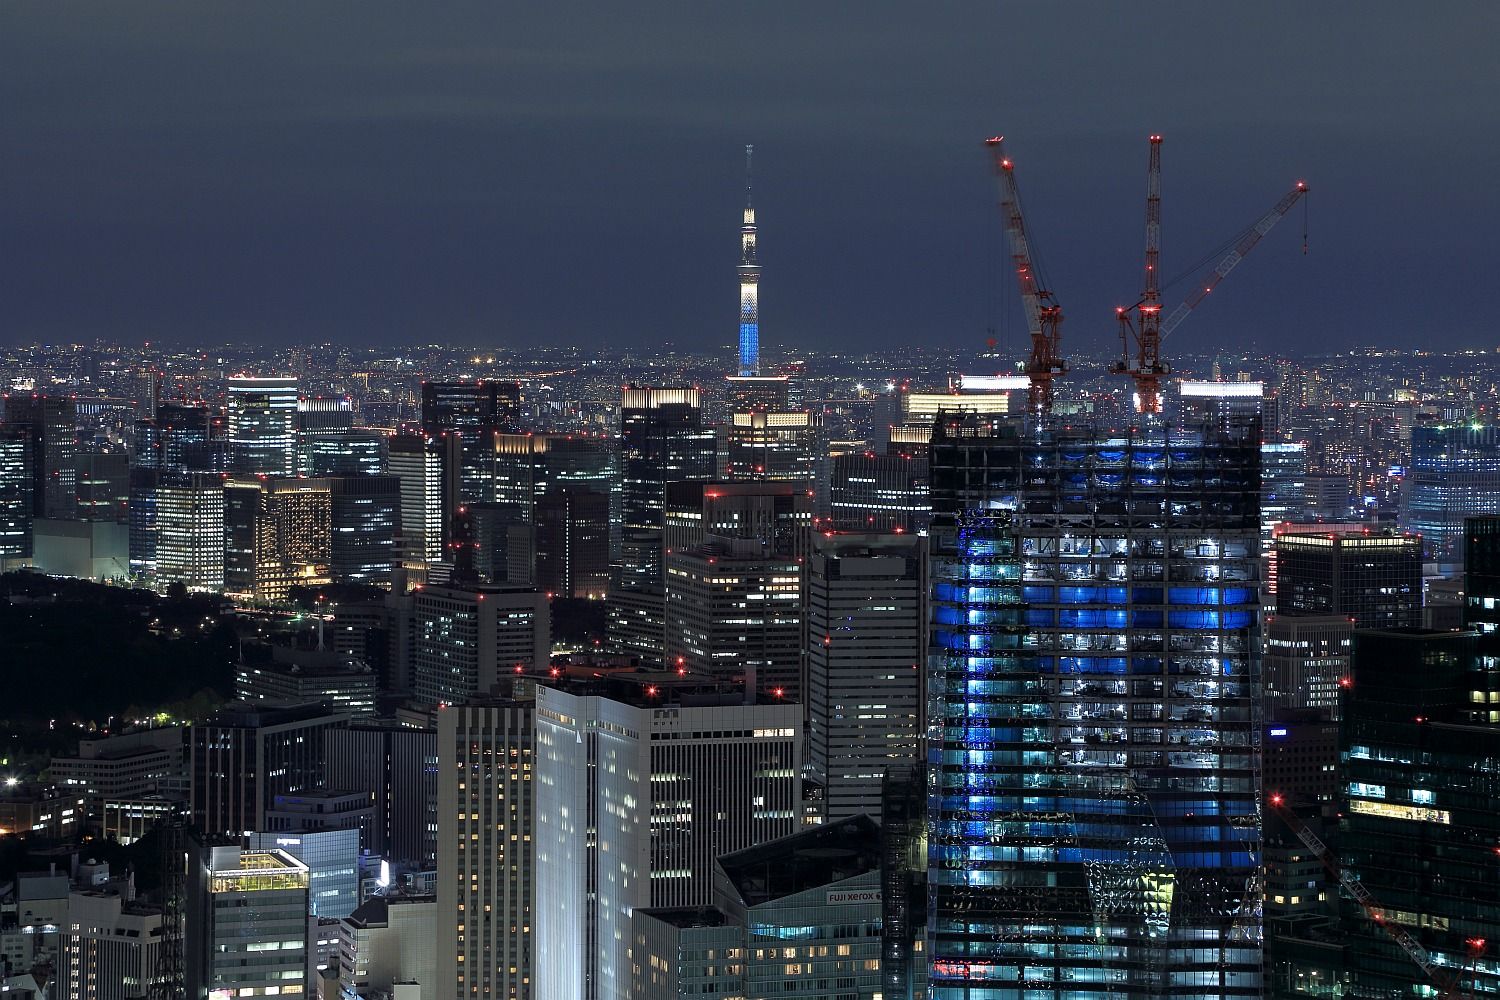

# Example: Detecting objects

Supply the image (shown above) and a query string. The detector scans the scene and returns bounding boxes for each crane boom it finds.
[1160,181,1309,338]
[1268,795,1462,996]
[985,136,1066,415]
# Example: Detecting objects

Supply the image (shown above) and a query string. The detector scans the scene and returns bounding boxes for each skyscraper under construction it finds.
[926,392,1263,998]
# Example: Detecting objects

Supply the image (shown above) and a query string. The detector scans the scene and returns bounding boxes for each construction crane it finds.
[985,136,1066,415]
[1115,133,1309,414]
[1268,794,1484,999]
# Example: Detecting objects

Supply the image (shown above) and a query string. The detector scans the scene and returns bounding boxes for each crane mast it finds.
[1114,132,1308,414]
[1114,135,1169,414]
[985,136,1066,415]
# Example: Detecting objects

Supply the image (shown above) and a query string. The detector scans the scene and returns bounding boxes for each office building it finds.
[1259,442,1307,556]
[881,764,928,1000]
[420,380,521,438]
[1263,614,1353,718]
[488,432,615,520]
[1463,514,1500,634]
[189,701,349,837]
[926,405,1263,997]
[829,447,931,534]
[224,476,334,601]
[0,426,32,562]
[1304,471,1352,522]
[133,402,214,473]
[723,409,819,483]
[610,386,719,664]
[327,474,400,587]
[664,537,804,699]
[663,480,812,563]
[1262,711,1340,810]
[535,486,610,600]
[806,531,925,821]
[49,726,184,816]
[235,646,378,717]
[389,433,445,567]
[2,394,78,520]
[227,376,299,476]
[436,700,535,1000]
[187,845,310,998]
[1404,423,1500,566]
[60,886,164,1000]
[1275,526,1422,628]
[470,502,535,585]
[74,451,129,522]
[409,581,550,706]
[1339,628,1500,998]
[325,723,439,867]
[630,815,884,1000]
[102,796,178,846]
[249,826,361,919]
[337,894,437,1000]
[154,473,226,591]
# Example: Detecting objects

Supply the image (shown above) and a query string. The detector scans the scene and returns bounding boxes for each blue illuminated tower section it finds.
[738,144,761,377]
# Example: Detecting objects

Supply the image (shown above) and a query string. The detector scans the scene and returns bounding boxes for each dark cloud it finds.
[3,2,1496,357]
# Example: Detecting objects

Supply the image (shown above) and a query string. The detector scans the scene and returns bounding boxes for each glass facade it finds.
[927,413,1263,998]
[1404,424,1500,566]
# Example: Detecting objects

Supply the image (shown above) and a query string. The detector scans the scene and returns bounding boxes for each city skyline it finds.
[5,5,1499,355]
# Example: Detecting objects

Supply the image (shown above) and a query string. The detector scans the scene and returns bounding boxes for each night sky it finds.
[3,3,1496,359]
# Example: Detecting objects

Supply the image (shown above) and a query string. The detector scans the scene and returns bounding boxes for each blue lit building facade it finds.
[1404,424,1500,567]
[927,413,1263,998]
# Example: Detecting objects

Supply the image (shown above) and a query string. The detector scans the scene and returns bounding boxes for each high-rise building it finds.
[389,433,445,568]
[154,473,226,591]
[0,426,33,562]
[662,480,812,564]
[533,679,799,998]
[1259,442,1307,557]
[247,826,361,920]
[534,486,610,599]
[324,722,438,867]
[133,402,214,473]
[470,502,535,585]
[436,700,535,1000]
[328,474,400,587]
[1263,614,1353,718]
[664,537,804,699]
[409,581,550,706]
[74,451,129,522]
[1463,514,1500,634]
[1404,423,1500,567]
[189,701,349,836]
[926,405,1263,998]
[227,376,299,476]
[235,645,378,717]
[1274,526,1422,628]
[723,409,819,483]
[2,394,78,519]
[737,144,760,377]
[828,447,931,534]
[186,845,310,998]
[610,386,719,664]
[807,531,925,821]
[1338,628,1500,998]
[421,380,522,531]
[224,476,334,601]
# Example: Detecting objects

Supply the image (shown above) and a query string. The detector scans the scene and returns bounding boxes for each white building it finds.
[410,583,550,706]
[154,474,225,591]
[228,376,299,477]
[61,888,163,1000]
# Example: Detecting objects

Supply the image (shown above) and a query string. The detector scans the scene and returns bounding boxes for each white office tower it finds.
[806,531,926,820]
[227,376,299,476]
[533,681,802,1000]
[534,688,650,1000]
[436,700,535,1000]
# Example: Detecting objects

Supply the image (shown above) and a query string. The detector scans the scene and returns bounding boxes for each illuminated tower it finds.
[738,144,760,377]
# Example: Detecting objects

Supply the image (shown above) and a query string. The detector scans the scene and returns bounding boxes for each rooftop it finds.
[717,814,882,908]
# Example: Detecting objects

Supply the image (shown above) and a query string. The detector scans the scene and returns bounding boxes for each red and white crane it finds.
[1115,133,1308,413]
[986,136,1067,415]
